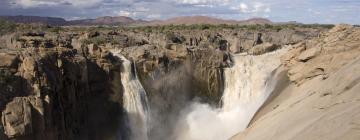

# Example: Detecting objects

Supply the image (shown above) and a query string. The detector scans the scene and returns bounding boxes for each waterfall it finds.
[176,48,288,140]
[112,51,150,140]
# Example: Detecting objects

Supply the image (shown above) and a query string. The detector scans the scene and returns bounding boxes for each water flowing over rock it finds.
[112,51,150,140]
[175,48,288,140]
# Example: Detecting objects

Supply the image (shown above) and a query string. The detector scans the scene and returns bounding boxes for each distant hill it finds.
[0,15,271,26]
[68,16,145,25]
[146,16,272,25]
[0,15,143,26]
[0,15,67,26]
[242,18,272,25]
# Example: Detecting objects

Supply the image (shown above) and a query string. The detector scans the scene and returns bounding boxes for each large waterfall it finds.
[112,51,150,140]
[111,48,287,140]
[175,48,288,140]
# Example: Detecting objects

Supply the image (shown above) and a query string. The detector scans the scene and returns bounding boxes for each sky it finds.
[0,0,359,24]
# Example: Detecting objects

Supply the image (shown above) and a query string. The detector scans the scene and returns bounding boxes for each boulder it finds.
[248,43,280,55]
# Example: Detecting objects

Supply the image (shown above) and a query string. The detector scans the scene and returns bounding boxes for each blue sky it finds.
[0,0,359,24]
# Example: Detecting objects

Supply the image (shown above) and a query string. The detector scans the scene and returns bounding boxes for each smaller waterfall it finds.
[176,48,288,140]
[112,51,150,140]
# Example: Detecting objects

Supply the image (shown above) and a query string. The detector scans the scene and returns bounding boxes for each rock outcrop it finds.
[231,25,360,140]
[282,24,360,85]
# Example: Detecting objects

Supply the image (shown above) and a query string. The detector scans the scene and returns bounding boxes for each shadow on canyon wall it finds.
[0,51,130,140]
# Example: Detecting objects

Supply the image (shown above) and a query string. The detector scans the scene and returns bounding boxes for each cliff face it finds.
[0,24,327,140]
[231,25,360,140]
[0,32,126,140]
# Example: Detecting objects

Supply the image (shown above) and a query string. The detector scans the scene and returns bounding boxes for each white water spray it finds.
[112,51,150,140]
[176,48,288,140]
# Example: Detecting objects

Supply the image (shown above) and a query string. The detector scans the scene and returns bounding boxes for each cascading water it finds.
[175,48,288,140]
[112,51,150,140]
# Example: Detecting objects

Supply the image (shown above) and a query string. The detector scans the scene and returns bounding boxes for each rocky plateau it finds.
[0,21,358,140]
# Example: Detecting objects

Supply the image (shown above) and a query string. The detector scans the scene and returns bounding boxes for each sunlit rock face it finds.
[0,33,125,140]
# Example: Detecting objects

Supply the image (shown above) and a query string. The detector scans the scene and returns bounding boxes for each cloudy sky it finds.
[0,0,359,24]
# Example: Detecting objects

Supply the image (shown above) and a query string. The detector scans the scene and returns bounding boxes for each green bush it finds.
[47,26,64,33]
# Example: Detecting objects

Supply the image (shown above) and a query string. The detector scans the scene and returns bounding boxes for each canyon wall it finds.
[0,32,127,140]
[0,24,326,140]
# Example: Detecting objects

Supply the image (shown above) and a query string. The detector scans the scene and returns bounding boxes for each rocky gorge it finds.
[0,23,359,140]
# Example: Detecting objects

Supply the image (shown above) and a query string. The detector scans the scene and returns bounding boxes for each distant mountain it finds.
[68,16,144,25]
[0,15,271,26]
[0,15,67,26]
[0,15,143,26]
[146,16,272,25]
[147,16,238,25]
[242,18,272,25]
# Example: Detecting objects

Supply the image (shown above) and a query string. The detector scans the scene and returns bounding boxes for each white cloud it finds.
[13,0,60,7]
[12,0,102,8]
[135,6,150,12]
[194,4,214,8]
[146,14,161,19]
[231,2,271,14]
[177,0,231,6]
[114,10,140,17]
[116,10,132,17]
[68,0,102,7]
[66,16,83,20]
[3,0,359,24]
[265,7,271,13]
[239,3,248,13]
[253,2,264,12]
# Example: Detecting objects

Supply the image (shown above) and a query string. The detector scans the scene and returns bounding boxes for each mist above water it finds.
[174,48,287,140]
[111,47,287,140]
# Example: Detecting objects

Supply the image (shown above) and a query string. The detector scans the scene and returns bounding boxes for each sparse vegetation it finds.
[47,26,64,33]
[0,19,16,35]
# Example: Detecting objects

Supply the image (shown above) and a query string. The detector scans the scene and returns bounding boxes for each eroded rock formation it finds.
[0,24,331,140]
[0,31,125,140]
